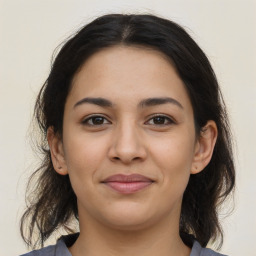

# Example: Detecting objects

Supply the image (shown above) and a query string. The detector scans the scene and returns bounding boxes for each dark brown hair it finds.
[20,13,235,249]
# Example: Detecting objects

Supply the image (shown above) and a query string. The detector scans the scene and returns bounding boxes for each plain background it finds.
[0,0,255,255]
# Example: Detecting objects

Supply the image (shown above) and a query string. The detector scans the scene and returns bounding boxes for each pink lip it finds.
[102,174,154,194]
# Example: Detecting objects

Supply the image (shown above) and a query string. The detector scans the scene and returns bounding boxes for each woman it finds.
[20,13,235,256]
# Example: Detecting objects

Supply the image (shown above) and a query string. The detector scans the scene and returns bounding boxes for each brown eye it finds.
[147,115,175,126]
[82,115,110,126]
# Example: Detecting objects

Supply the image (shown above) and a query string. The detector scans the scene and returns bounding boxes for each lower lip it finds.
[103,181,153,194]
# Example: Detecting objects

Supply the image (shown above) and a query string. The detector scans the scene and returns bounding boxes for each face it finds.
[50,45,208,231]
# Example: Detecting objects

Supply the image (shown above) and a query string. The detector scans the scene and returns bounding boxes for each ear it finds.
[47,126,68,175]
[191,120,218,174]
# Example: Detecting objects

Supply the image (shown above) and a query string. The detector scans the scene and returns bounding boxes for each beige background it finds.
[0,0,255,255]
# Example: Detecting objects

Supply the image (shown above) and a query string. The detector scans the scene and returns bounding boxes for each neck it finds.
[69,210,191,256]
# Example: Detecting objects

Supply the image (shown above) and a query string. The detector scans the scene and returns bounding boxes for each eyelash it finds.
[81,114,175,127]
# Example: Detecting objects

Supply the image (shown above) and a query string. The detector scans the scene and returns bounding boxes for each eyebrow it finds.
[73,97,183,109]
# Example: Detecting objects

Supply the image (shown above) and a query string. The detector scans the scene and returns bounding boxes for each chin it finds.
[98,204,158,231]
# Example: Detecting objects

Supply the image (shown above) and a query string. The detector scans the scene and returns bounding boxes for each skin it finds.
[48,45,217,256]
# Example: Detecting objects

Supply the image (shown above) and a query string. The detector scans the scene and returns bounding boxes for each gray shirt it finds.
[20,233,227,256]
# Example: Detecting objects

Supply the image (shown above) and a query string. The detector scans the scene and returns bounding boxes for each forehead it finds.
[68,45,192,111]
[72,45,176,86]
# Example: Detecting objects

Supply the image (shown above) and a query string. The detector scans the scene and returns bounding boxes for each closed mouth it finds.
[101,174,154,194]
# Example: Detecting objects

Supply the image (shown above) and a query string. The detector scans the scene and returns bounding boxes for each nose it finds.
[108,121,147,165]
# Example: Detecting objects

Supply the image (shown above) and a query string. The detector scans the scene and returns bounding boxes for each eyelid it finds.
[81,114,111,126]
[145,114,176,126]
[81,114,176,127]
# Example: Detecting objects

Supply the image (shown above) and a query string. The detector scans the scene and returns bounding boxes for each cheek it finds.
[150,132,195,187]
[62,136,107,207]
[63,133,107,184]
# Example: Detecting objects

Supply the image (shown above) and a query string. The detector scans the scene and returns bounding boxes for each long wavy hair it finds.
[20,13,235,249]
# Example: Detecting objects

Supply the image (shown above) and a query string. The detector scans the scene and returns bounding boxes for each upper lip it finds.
[102,174,154,183]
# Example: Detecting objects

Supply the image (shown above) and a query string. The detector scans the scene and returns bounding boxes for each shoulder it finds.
[19,244,57,256]
[200,247,228,256]
[191,241,229,256]
[19,235,74,256]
